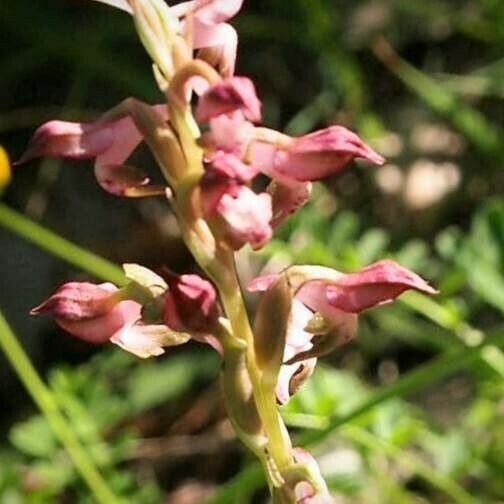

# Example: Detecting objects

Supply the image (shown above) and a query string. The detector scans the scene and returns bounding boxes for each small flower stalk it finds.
[19,1,437,502]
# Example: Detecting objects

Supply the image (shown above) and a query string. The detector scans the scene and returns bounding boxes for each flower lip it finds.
[15,121,115,166]
[162,270,221,334]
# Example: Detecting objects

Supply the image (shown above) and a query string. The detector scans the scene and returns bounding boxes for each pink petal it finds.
[94,104,167,170]
[31,281,142,345]
[94,116,143,169]
[207,112,255,156]
[196,77,262,123]
[325,260,438,313]
[58,300,141,345]
[16,121,115,165]
[163,272,221,334]
[30,282,118,321]
[296,281,359,345]
[247,273,280,293]
[193,22,238,77]
[207,151,259,182]
[250,126,385,182]
[193,0,244,26]
[214,185,273,250]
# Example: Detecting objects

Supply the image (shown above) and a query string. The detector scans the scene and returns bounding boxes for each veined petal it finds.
[193,22,238,77]
[196,77,262,123]
[110,324,190,358]
[30,282,119,320]
[208,151,259,182]
[57,300,141,345]
[163,272,221,334]
[16,121,115,165]
[31,281,142,345]
[94,116,143,169]
[207,112,254,156]
[193,0,244,26]
[250,125,385,183]
[325,259,438,313]
[215,185,273,250]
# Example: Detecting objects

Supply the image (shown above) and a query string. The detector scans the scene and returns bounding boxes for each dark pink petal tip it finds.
[30,282,116,321]
[325,260,438,313]
[196,77,262,123]
[16,120,114,166]
[163,271,221,334]
[344,260,438,294]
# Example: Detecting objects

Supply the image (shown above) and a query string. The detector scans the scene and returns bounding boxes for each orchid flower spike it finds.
[249,260,437,403]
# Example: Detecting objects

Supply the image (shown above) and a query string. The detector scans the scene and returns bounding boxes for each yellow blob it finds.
[0,147,11,192]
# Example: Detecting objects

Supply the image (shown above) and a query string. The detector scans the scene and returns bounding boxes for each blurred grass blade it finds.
[0,310,123,504]
[0,203,126,285]
[207,327,504,503]
[300,326,504,447]
[342,425,479,504]
[371,37,504,159]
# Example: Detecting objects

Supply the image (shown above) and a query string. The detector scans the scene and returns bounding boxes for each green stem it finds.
[299,326,504,446]
[0,310,123,504]
[0,203,126,285]
[216,260,293,471]
[205,326,504,503]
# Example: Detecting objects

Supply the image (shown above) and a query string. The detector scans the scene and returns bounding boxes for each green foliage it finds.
[1,0,503,502]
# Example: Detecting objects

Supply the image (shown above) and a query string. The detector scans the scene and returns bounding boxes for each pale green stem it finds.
[205,326,504,503]
[0,203,126,285]
[0,310,123,504]
[215,258,293,471]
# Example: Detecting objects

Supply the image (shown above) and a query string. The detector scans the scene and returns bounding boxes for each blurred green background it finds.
[0,0,503,502]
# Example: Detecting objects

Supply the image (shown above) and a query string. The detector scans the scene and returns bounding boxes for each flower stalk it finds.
[13,1,438,502]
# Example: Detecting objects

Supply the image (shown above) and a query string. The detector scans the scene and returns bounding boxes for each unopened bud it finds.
[129,0,182,80]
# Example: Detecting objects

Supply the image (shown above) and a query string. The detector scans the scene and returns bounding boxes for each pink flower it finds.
[17,103,168,197]
[201,175,273,250]
[31,282,140,345]
[163,271,223,353]
[163,271,220,333]
[249,260,437,403]
[202,112,259,182]
[196,77,262,123]
[186,0,244,77]
[31,281,190,358]
[205,112,255,158]
[250,125,385,182]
